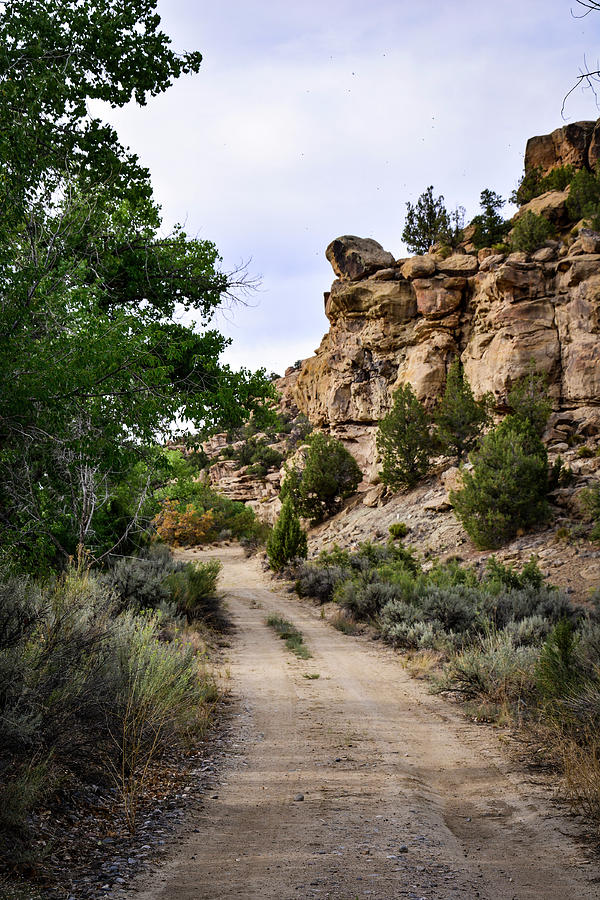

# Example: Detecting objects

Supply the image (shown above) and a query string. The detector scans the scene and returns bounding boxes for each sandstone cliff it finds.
[275,122,600,481]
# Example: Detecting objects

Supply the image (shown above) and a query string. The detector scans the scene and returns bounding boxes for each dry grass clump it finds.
[330,610,361,635]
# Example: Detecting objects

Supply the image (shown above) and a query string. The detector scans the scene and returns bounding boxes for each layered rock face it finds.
[277,232,600,472]
[525,120,600,175]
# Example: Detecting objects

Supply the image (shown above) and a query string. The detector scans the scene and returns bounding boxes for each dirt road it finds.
[134,546,598,900]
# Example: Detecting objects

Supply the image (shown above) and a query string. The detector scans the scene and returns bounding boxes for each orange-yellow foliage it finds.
[153,500,215,546]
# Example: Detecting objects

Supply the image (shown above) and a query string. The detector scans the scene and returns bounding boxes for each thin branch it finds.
[562,54,600,117]
[572,0,600,17]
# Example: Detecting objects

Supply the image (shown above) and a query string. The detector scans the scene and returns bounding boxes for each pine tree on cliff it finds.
[267,498,307,571]
[402,186,463,254]
[280,432,362,525]
[434,360,490,462]
[377,384,433,489]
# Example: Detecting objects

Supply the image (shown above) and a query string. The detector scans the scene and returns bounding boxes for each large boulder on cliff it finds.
[326,235,395,281]
[524,121,596,175]
[325,276,416,324]
[512,189,571,226]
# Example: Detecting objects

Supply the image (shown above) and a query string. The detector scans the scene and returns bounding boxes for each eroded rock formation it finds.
[276,231,600,477]
[209,122,600,516]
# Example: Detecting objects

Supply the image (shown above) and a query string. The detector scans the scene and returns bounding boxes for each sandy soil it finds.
[132,545,599,900]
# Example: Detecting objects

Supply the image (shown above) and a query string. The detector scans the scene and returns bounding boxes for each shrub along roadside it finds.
[290,543,600,826]
[267,498,307,571]
[451,367,555,550]
[101,544,224,626]
[0,550,221,867]
[450,417,550,549]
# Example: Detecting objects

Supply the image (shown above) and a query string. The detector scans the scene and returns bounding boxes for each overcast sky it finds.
[100,0,600,376]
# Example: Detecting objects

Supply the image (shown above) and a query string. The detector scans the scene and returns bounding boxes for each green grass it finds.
[266,615,312,659]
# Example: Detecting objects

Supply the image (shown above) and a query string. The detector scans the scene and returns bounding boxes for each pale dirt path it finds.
[133,546,598,900]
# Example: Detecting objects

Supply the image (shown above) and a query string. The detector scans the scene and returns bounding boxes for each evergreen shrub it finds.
[434,360,490,461]
[377,383,433,490]
[510,210,555,253]
[511,164,575,206]
[402,186,464,254]
[280,432,361,525]
[266,498,307,571]
[566,166,600,227]
[450,417,550,549]
[470,189,509,249]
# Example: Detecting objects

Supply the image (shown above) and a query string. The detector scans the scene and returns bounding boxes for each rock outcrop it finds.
[276,236,600,468]
[201,433,283,525]
[524,120,599,175]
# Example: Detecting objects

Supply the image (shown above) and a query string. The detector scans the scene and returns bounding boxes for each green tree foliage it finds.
[470,189,510,249]
[221,435,285,477]
[0,2,274,571]
[510,210,555,253]
[280,433,362,525]
[450,417,550,549]
[402,186,464,254]
[566,166,600,228]
[507,366,553,437]
[434,360,490,461]
[377,384,433,489]
[581,481,600,540]
[511,165,575,206]
[153,450,267,545]
[267,499,308,571]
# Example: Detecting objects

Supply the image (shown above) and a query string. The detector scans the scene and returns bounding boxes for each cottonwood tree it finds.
[0,1,274,570]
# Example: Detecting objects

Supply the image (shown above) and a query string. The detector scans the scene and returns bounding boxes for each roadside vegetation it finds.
[0,549,223,871]
[292,543,600,826]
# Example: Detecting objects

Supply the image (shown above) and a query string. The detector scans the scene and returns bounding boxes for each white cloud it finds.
[94,0,600,374]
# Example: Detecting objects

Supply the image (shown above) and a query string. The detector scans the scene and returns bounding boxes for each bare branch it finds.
[562,54,600,117]
[572,0,600,17]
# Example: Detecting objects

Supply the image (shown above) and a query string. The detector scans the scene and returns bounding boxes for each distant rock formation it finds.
[277,160,600,479]
[206,122,600,510]
[525,120,600,175]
